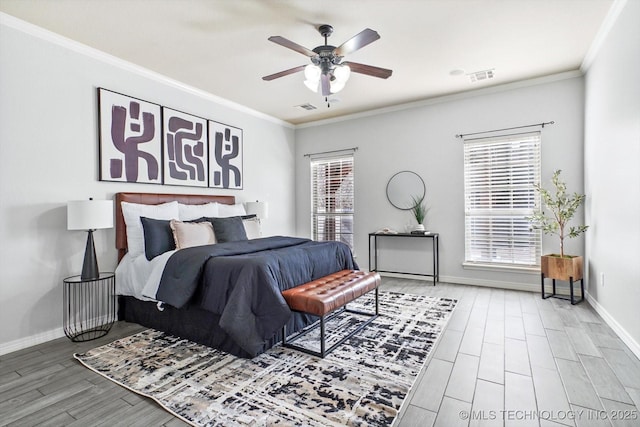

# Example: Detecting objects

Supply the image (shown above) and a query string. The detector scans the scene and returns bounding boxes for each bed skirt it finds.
[117,295,315,359]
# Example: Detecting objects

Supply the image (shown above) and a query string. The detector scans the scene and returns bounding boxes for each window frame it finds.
[310,153,355,250]
[463,131,542,271]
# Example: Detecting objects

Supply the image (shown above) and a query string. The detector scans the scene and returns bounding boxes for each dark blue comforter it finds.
[156,236,357,357]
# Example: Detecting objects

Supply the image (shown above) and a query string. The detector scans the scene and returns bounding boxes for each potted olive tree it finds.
[528,169,588,284]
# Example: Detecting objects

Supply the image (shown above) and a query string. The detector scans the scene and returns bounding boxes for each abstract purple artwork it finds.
[162,108,207,187]
[99,89,162,184]
[97,88,244,189]
[209,121,243,189]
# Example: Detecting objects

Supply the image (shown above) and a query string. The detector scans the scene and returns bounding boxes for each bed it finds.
[114,192,357,358]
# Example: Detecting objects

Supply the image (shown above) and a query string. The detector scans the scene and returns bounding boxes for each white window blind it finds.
[464,132,541,268]
[311,155,354,249]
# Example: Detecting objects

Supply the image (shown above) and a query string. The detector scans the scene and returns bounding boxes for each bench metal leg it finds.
[320,316,326,357]
[375,288,379,315]
[282,289,379,358]
[282,324,287,346]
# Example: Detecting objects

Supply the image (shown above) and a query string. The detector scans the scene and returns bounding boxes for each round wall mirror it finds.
[386,171,426,210]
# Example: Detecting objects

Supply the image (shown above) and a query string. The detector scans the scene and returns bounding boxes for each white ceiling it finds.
[0,0,614,125]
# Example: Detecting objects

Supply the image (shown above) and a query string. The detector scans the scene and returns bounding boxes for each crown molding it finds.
[0,12,294,129]
[581,0,628,73]
[296,70,583,129]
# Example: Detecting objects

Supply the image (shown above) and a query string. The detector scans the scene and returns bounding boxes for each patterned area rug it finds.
[75,291,457,426]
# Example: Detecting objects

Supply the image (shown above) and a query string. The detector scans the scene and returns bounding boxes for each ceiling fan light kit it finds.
[263,24,392,101]
[304,63,351,94]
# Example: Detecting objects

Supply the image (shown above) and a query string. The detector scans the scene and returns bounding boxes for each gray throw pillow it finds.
[210,216,248,243]
[141,217,175,260]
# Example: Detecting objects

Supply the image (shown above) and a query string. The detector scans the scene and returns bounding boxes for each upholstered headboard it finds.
[115,192,235,261]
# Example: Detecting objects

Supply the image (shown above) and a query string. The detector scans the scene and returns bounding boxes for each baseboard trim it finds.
[585,291,640,360]
[377,272,579,295]
[440,274,538,292]
[0,328,66,356]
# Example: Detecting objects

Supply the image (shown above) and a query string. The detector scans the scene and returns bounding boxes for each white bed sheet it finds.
[115,250,175,301]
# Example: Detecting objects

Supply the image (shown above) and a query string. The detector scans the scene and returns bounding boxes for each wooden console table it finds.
[368,232,439,285]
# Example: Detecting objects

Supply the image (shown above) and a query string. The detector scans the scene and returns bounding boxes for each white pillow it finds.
[217,203,247,217]
[170,220,216,249]
[243,217,262,239]
[121,201,179,257]
[178,202,220,221]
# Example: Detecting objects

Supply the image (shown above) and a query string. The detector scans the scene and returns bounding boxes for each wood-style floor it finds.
[1,278,639,426]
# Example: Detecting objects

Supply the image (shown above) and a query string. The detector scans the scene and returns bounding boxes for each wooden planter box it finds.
[540,254,584,304]
[541,254,583,281]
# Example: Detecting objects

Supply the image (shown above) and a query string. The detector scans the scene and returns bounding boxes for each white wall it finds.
[0,15,296,354]
[583,0,640,354]
[295,75,586,290]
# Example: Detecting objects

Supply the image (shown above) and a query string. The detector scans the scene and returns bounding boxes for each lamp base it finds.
[81,230,100,280]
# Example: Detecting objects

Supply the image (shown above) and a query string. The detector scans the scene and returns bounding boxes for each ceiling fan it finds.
[262,24,393,97]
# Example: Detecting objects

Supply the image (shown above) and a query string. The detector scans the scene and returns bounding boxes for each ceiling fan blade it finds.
[334,28,380,56]
[262,65,306,81]
[268,36,317,57]
[342,61,393,79]
[321,73,331,96]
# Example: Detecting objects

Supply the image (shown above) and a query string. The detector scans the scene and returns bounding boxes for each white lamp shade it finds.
[304,64,321,81]
[330,65,351,93]
[304,64,321,93]
[330,80,346,93]
[67,200,114,230]
[245,201,268,220]
[334,64,351,82]
[304,79,319,93]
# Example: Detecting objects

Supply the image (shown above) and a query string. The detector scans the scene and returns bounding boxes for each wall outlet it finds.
[601,272,605,287]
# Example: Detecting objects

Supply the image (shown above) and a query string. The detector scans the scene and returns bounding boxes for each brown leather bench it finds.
[281,269,381,357]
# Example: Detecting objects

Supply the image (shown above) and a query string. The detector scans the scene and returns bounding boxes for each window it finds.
[463,132,541,268]
[311,154,354,249]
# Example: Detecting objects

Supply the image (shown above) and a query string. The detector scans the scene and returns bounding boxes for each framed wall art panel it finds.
[98,88,162,184]
[162,108,208,187]
[209,121,243,189]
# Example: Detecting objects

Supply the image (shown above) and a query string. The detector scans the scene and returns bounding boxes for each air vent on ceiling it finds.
[295,103,318,111]
[468,69,495,83]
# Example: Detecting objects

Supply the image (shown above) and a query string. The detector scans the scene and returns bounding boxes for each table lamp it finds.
[245,201,269,223]
[67,198,114,280]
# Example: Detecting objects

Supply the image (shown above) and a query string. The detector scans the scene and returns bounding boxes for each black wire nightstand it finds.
[63,272,116,342]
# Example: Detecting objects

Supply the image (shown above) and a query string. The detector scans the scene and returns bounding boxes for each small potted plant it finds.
[410,195,428,231]
[527,169,588,282]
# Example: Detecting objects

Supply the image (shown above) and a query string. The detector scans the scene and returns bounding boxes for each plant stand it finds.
[541,274,584,305]
[540,255,584,305]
